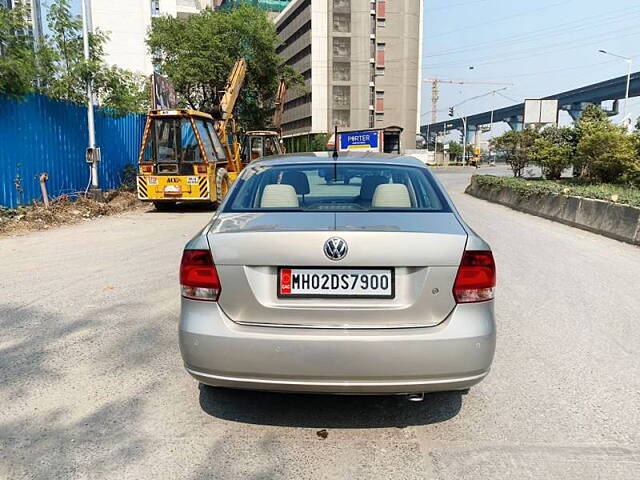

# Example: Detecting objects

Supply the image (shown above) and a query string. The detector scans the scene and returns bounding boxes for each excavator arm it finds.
[272,79,287,132]
[215,58,247,174]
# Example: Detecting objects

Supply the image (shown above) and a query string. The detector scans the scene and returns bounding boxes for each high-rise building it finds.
[2,0,44,47]
[276,0,423,150]
[90,0,214,75]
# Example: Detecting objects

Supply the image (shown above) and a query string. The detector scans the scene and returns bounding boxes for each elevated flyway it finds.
[421,71,640,138]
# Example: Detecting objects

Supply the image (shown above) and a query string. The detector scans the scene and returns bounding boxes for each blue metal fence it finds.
[0,94,145,208]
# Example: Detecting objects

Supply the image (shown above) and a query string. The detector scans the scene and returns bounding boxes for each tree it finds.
[576,130,637,183]
[0,4,37,96]
[147,5,303,129]
[526,125,577,180]
[39,0,148,113]
[1,0,148,114]
[489,128,540,177]
[447,141,463,162]
[529,138,572,180]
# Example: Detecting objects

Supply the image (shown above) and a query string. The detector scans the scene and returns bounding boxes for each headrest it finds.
[260,184,299,208]
[360,175,387,201]
[281,171,310,195]
[371,184,411,208]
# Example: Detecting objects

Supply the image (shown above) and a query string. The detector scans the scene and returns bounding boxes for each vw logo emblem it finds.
[324,237,348,261]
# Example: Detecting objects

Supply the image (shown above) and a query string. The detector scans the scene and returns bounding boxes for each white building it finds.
[90,0,213,75]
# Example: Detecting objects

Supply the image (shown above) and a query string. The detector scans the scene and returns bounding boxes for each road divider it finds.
[466,175,640,245]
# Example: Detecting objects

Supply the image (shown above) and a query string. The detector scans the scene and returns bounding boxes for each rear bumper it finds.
[179,300,496,394]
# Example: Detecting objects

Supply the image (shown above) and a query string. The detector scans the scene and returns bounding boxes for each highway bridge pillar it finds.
[562,102,599,122]
[465,126,477,145]
[505,115,524,131]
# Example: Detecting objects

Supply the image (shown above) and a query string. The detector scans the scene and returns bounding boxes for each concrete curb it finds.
[465,177,640,246]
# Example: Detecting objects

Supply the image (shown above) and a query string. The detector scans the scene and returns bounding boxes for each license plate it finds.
[278,268,394,299]
[164,185,182,194]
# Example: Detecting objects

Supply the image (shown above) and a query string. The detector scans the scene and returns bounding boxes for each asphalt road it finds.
[1,167,639,479]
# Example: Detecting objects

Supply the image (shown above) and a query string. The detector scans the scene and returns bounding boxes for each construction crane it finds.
[424,78,513,124]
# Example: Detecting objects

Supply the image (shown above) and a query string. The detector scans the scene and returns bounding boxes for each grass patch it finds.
[472,175,640,208]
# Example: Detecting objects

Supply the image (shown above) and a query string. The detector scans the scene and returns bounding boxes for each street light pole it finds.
[81,0,100,193]
[624,57,632,120]
[598,49,633,122]
[462,116,467,165]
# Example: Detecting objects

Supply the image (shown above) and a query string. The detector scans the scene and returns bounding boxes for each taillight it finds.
[453,250,496,303]
[140,164,153,174]
[196,164,207,174]
[180,250,221,301]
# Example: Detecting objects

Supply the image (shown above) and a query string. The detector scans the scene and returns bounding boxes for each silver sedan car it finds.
[179,153,496,395]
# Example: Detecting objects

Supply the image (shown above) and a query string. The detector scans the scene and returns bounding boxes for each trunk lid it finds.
[208,212,467,328]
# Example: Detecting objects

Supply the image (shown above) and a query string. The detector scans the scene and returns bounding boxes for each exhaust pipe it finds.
[407,393,424,402]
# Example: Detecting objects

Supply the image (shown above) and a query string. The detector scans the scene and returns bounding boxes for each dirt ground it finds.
[0,190,148,237]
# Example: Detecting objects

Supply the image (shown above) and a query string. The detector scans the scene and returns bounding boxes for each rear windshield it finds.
[224,163,450,212]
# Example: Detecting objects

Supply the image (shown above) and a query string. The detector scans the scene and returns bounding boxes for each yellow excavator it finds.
[241,79,287,162]
[136,59,247,210]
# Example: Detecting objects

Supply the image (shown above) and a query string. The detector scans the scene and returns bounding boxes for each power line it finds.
[423,25,640,69]
[426,0,575,40]
[423,8,640,59]
[481,55,640,81]
[425,0,493,13]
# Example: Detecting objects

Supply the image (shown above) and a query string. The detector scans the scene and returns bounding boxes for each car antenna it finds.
[332,126,338,182]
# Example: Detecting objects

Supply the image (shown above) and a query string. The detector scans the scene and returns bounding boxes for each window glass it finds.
[225,163,449,212]
[206,122,227,161]
[264,136,279,156]
[251,137,264,160]
[194,119,215,162]
[180,119,201,163]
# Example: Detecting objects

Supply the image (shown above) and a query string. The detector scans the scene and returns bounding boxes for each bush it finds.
[489,129,540,177]
[529,138,572,180]
[576,130,638,183]
[470,175,640,207]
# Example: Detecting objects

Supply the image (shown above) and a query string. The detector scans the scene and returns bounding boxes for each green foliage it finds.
[471,175,640,208]
[40,0,149,114]
[529,138,572,180]
[1,0,148,114]
[489,128,540,177]
[447,141,463,161]
[540,125,578,152]
[147,5,303,129]
[577,129,638,183]
[0,5,37,96]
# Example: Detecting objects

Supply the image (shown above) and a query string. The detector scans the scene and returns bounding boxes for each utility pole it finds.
[81,0,101,197]
[431,80,440,125]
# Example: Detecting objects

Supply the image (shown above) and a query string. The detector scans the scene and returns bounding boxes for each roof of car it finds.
[251,152,426,168]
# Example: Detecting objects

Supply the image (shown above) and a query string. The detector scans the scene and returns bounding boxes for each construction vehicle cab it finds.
[137,59,248,209]
[240,80,287,163]
[240,130,284,162]
[137,109,231,208]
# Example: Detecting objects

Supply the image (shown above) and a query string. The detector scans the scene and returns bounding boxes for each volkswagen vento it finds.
[179,153,496,395]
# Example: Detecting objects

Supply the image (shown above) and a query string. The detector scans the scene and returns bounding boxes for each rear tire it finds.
[216,168,231,204]
[153,202,176,211]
